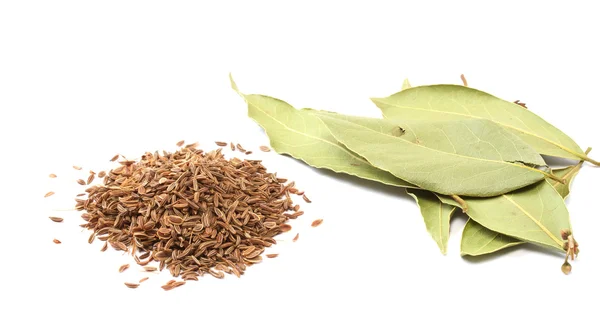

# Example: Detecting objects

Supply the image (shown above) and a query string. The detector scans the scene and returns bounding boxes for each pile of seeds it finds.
[75,145,305,281]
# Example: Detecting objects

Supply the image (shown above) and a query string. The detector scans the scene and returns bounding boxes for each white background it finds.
[1,1,599,333]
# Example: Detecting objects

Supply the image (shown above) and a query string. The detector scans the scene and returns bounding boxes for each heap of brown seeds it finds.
[75,146,304,282]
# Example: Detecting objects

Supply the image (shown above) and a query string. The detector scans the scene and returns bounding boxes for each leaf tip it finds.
[229,72,241,95]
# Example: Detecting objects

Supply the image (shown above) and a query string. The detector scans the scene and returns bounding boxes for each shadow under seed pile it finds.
[76,146,301,280]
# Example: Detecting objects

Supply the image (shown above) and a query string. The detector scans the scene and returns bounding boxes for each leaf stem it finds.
[451,194,468,213]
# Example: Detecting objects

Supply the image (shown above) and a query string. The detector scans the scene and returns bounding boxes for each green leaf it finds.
[316,113,552,197]
[439,179,570,251]
[460,155,587,256]
[406,188,456,254]
[373,84,598,165]
[229,74,415,188]
[401,78,411,90]
[460,219,523,256]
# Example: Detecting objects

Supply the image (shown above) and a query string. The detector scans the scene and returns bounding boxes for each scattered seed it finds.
[293,233,299,242]
[311,219,323,227]
[266,254,279,258]
[143,266,158,272]
[139,277,149,283]
[176,140,185,147]
[110,154,120,162]
[215,141,227,147]
[87,174,95,185]
[236,144,246,152]
[98,171,106,178]
[302,194,311,203]
[76,193,86,197]
[49,216,64,223]
[259,146,271,152]
[44,191,55,198]
[245,151,252,155]
[49,173,57,178]
[77,179,86,186]
[53,239,61,244]
[118,264,130,273]
[230,142,235,151]
[100,242,108,252]
[124,282,140,289]
[279,224,292,232]
[73,166,82,170]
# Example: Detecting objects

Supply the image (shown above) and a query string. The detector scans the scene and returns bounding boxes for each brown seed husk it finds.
[176,140,185,147]
[49,216,64,223]
[266,254,278,258]
[77,179,86,186]
[139,277,149,283]
[124,282,140,289]
[215,141,227,147]
[311,219,323,227]
[118,264,130,273]
[53,239,62,244]
[110,154,120,162]
[98,171,106,178]
[44,191,55,198]
[49,174,57,178]
[302,194,311,203]
[292,233,299,242]
[75,146,305,286]
[73,166,82,170]
[259,146,271,152]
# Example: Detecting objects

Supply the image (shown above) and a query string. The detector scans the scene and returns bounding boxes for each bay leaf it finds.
[373,84,598,165]
[439,179,570,251]
[316,114,554,197]
[229,74,415,188]
[406,188,456,254]
[460,151,588,256]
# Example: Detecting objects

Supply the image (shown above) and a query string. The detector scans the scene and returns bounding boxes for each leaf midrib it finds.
[501,194,563,247]
[320,115,549,178]
[375,99,583,159]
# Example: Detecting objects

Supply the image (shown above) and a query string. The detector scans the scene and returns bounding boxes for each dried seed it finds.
[279,224,292,232]
[44,191,55,198]
[230,142,235,151]
[259,146,271,152]
[77,179,86,186]
[302,194,311,203]
[143,266,158,272]
[293,233,299,242]
[176,140,185,147]
[311,219,323,227]
[245,151,252,155]
[118,264,130,273]
[139,277,149,283]
[110,154,120,162]
[73,166,82,170]
[87,174,95,185]
[53,239,62,244]
[124,282,140,289]
[49,173,57,178]
[266,254,278,258]
[76,193,86,197]
[49,216,64,223]
[98,171,106,178]
[100,242,108,252]
[215,141,227,147]
[236,144,246,152]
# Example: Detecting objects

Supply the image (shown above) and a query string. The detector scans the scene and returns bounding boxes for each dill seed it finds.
[293,233,299,242]
[44,191,55,198]
[266,254,278,258]
[236,143,246,152]
[53,239,62,244]
[176,140,185,147]
[87,174,95,185]
[110,154,120,162]
[311,219,323,227]
[230,142,235,151]
[124,282,140,289]
[245,151,252,155]
[143,266,157,272]
[139,277,149,283]
[76,193,86,197]
[98,171,106,178]
[73,166,82,170]
[49,173,57,178]
[302,194,311,203]
[76,179,86,186]
[118,264,130,273]
[279,224,292,232]
[49,217,64,223]
[259,146,271,152]
[215,141,227,147]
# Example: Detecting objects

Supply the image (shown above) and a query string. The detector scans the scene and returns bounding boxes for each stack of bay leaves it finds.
[229,74,597,274]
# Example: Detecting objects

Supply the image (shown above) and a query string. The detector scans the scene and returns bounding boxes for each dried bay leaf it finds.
[460,151,588,256]
[316,114,554,197]
[406,188,456,254]
[229,74,415,188]
[373,84,598,165]
[439,179,570,251]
